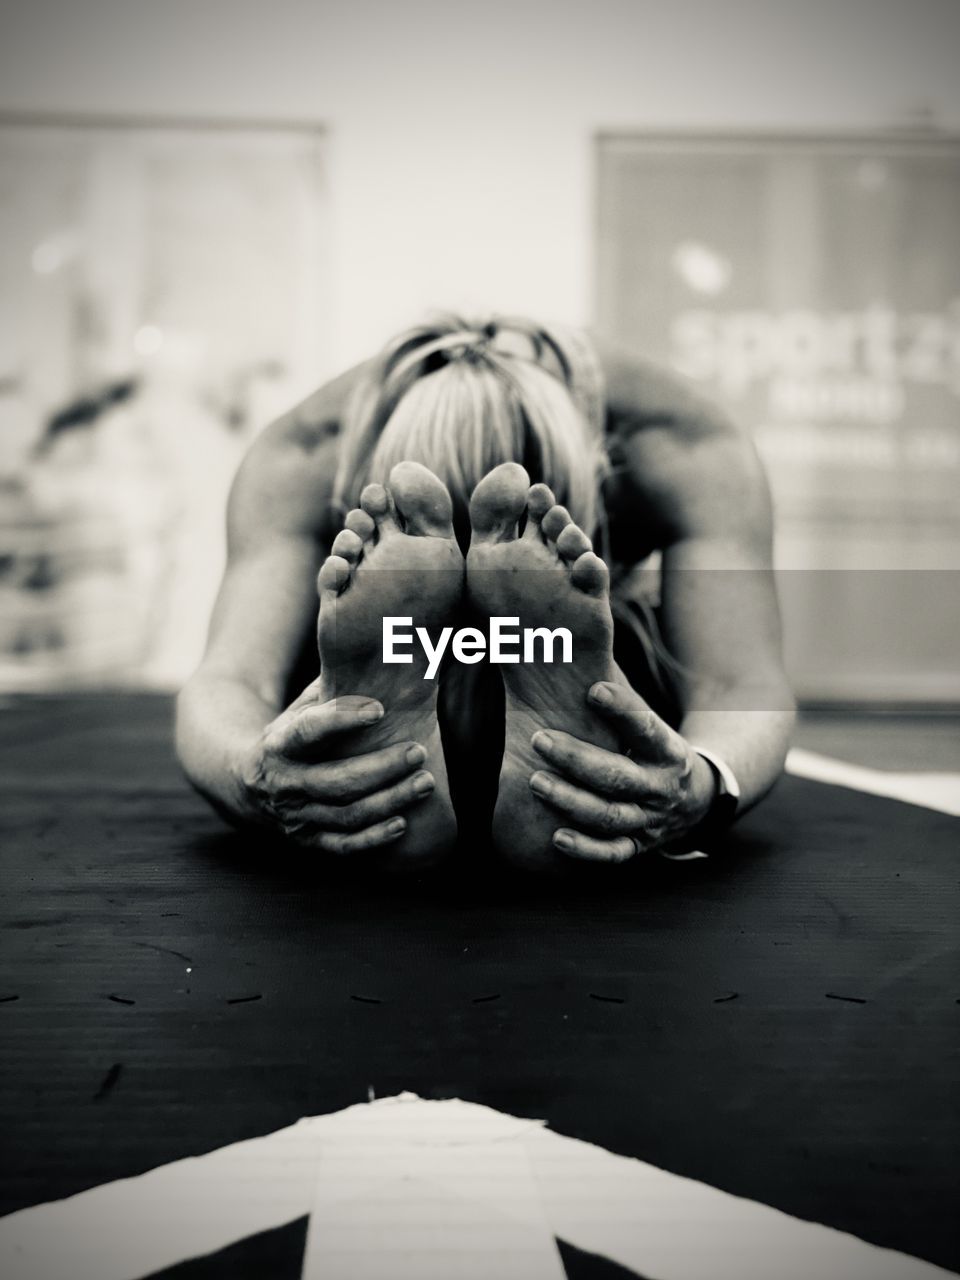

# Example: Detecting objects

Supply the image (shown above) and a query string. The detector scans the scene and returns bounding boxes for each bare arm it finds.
[528,346,794,862]
[660,516,796,816]
[600,342,795,812]
[175,418,329,818]
[175,367,428,847]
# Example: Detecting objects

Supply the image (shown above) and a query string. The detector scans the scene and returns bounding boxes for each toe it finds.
[523,483,555,538]
[556,522,593,563]
[331,528,364,564]
[569,550,609,598]
[469,462,530,542]
[317,554,352,599]
[388,461,455,537]
[344,508,376,543]
[360,482,397,534]
[541,504,573,544]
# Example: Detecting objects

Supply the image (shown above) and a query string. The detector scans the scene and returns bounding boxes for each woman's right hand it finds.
[235,690,434,854]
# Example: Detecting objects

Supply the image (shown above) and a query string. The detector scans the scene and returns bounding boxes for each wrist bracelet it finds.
[658,747,741,862]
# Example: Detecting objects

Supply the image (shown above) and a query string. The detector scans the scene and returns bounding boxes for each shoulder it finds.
[594,336,771,546]
[226,404,339,556]
[225,360,372,555]
[593,334,729,439]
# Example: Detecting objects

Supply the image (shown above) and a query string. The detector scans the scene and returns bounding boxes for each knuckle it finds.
[282,717,308,750]
[279,809,314,844]
[598,762,627,794]
[598,800,626,833]
[631,821,654,847]
[337,764,374,800]
[270,774,301,805]
[316,830,349,855]
[336,799,367,831]
[260,723,286,756]
[640,707,659,734]
[239,745,270,799]
[648,817,668,845]
[323,756,353,785]
[634,807,656,837]
[345,828,380,854]
[635,816,662,849]
[373,764,402,794]
[259,777,290,824]
[650,773,670,803]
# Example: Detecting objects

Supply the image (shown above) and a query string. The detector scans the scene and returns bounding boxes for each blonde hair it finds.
[332,315,606,537]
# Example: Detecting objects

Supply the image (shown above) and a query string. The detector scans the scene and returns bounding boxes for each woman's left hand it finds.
[528,681,717,862]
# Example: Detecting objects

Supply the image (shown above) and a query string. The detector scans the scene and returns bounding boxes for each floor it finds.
[1,696,958,1280]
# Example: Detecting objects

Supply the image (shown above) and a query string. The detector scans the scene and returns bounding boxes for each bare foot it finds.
[466,462,623,870]
[317,461,462,866]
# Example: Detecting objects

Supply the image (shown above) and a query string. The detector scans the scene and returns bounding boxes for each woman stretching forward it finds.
[176,317,795,871]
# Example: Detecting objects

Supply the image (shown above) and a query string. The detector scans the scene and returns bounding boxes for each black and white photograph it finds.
[0,2,958,1277]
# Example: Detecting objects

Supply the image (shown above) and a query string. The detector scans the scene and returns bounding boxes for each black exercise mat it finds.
[1,695,957,1273]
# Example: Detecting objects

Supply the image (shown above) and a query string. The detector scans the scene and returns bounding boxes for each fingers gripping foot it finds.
[315,463,464,867]
[466,464,619,872]
[314,459,616,870]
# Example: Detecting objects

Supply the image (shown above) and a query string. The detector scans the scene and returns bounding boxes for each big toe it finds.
[469,462,530,542]
[388,461,454,537]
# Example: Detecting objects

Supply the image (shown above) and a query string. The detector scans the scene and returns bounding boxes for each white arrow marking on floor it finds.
[786,749,960,816]
[0,1093,954,1280]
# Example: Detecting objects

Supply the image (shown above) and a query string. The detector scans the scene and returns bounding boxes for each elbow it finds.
[771,683,798,776]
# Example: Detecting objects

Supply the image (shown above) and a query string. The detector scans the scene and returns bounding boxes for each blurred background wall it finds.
[0,122,327,686]
[597,132,960,701]
[0,0,957,697]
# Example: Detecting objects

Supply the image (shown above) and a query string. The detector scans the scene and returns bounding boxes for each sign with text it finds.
[597,134,960,701]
